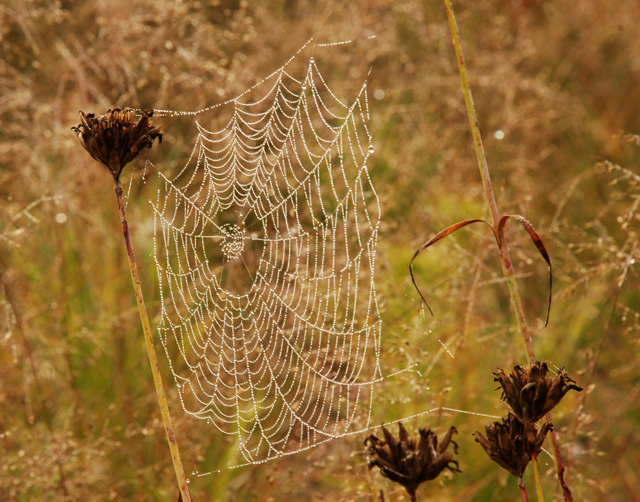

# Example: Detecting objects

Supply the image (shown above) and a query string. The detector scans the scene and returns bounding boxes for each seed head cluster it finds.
[493,361,583,425]
[365,423,460,500]
[475,412,553,479]
[474,361,582,480]
[72,108,162,181]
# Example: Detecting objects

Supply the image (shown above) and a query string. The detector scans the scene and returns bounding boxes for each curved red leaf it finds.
[410,219,493,315]
[497,215,553,326]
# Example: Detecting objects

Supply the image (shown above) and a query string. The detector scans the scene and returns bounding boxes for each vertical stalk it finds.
[442,1,572,500]
[114,180,192,502]
[531,453,546,502]
[442,0,534,361]
[518,478,531,502]
[546,418,572,499]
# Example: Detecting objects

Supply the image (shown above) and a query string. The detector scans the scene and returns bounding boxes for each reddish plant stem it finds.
[114,181,192,502]
[546,416,573,500]
[443,1,572,500]
[519,478,531,502]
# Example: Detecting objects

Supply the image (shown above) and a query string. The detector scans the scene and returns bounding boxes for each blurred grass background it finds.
[1,0,639,500]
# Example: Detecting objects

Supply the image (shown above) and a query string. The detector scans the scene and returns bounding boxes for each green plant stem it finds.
[531,452,546,502]
[442,0,534,361]
[114,180,192,502]
[442,1,573,500]
[519,477,531,502]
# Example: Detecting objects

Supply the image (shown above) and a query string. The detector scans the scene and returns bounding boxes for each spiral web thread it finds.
[151,41,383,470]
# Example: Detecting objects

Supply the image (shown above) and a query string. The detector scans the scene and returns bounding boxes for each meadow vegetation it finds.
[1,0,639,500]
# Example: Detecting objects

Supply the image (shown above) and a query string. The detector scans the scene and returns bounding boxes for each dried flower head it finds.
[493,361,583,425]
[365,423,460,501]
[474,413,552,479]
[72,108,162,181]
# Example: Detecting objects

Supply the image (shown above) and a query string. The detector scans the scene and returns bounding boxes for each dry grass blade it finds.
[497,215,553,326]
[409,219,491,315]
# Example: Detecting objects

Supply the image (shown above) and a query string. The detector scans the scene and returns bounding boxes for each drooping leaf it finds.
[497,215,553,326]
[409,219,491,315]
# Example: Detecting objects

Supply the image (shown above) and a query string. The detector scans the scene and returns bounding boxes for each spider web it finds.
[151,40,383,469]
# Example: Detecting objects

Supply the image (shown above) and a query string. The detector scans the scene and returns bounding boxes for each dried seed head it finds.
[365,423,461,499]
[72,108,162,181]
[493,361,583,425]
[474,413,552,479]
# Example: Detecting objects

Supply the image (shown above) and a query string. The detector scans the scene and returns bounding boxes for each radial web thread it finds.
[151,43,383,469]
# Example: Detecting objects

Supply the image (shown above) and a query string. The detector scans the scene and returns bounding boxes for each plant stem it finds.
[114,180,192,502]
[519,477,531,502]
[442,0,534,360]
[546,416,573,501]
[531,452,546,502]
[442,1,573,500]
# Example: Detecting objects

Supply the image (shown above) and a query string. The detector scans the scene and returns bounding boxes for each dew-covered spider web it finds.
[151,39,384,470]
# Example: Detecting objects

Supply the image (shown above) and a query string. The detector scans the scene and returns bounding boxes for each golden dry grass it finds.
[1,1,639,500]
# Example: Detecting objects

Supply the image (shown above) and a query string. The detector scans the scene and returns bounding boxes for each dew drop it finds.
[301,83,307,91]
[309,57,315,64]
[368,145,374,154]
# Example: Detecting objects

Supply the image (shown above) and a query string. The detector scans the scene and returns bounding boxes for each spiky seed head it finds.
[365,423,461,499]
[493,361,582,425]
[72,108,162,181]
[474,412,552,479]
